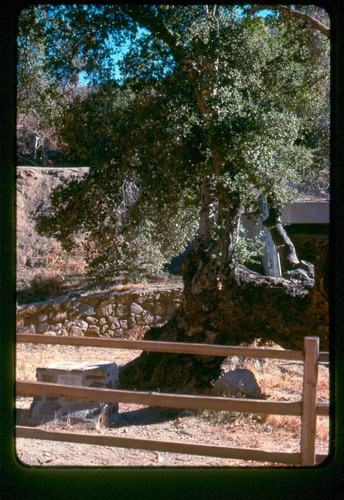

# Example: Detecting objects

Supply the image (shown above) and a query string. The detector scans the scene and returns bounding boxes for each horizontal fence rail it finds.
[17,333,306,360]
[16,333,330,363]
[316,402,330,416]
[16,380,304,415]
[15,334,330,466]
[15,426,302,465]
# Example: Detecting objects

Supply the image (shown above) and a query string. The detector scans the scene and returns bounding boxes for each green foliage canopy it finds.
[26,5,329,280]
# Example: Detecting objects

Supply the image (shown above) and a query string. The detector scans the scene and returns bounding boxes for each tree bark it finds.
[248,5,330,38]
[262,201,300,272]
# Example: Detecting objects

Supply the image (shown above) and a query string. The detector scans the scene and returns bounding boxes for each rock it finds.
[142,310,155,325]
[137,293,151,304]
[100,324,109,334]
[68,308,80,321]
[36,322,50,333]
[85,325,100,337]
[51,323,63,331]
[86,316,98,325]
[128,315,137,328]
[115,294,128,304]
[16,317,24,330]
[212,369,262,398]
[54,405,117,427]
[63,320,73,331]
[221,356,245,371]
[109,318,121,330]
[79,304,96,317]
[135,315,143,325]
[19,323,36,335]
[76,320,88,330]
[116,305,128,318]
[25,305,37,314]
[69,326,83,337]
[62,300,73,310]
[96,304,112,317]
[130,302,143,315]
[54,312,67,323]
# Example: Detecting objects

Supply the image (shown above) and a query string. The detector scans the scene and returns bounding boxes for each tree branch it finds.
[211,5,220,38]
[248,5,330,38]
[122,6,186,62]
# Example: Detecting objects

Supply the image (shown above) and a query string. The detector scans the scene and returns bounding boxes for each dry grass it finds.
[15,339,330,467]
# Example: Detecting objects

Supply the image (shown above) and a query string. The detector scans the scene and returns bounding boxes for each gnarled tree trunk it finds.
[119,186,329,393]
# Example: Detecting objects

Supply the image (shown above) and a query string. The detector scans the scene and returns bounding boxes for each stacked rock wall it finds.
[17,287,183,339]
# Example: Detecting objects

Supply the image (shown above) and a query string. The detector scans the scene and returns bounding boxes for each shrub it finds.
[28,269,66,298]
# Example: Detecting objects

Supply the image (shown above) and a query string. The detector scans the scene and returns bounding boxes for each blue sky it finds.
[79,6,272,86]
[79,33,133,85]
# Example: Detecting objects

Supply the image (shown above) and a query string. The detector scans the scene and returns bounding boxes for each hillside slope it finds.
[16,166,182,303]
[16,167,89,286]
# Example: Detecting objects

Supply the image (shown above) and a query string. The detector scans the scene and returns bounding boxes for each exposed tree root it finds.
[120,240,328,393]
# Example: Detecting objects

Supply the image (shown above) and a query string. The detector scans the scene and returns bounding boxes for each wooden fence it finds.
[16,334,329,466]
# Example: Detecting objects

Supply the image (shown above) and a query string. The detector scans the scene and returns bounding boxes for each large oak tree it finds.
[21,4,330,391]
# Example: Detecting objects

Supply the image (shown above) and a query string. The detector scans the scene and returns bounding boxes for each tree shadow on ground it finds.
[109,406,182,428]
[15,406,183,428]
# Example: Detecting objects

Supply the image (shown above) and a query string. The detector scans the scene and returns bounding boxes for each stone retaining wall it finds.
[17,287,183,339]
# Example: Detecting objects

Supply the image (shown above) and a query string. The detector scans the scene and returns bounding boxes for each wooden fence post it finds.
[301,336,319,466]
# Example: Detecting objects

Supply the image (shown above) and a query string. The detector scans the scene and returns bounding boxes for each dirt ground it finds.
[15,342,330,468]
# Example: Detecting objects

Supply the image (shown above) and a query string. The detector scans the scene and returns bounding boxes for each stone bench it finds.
[29,360,119,427]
